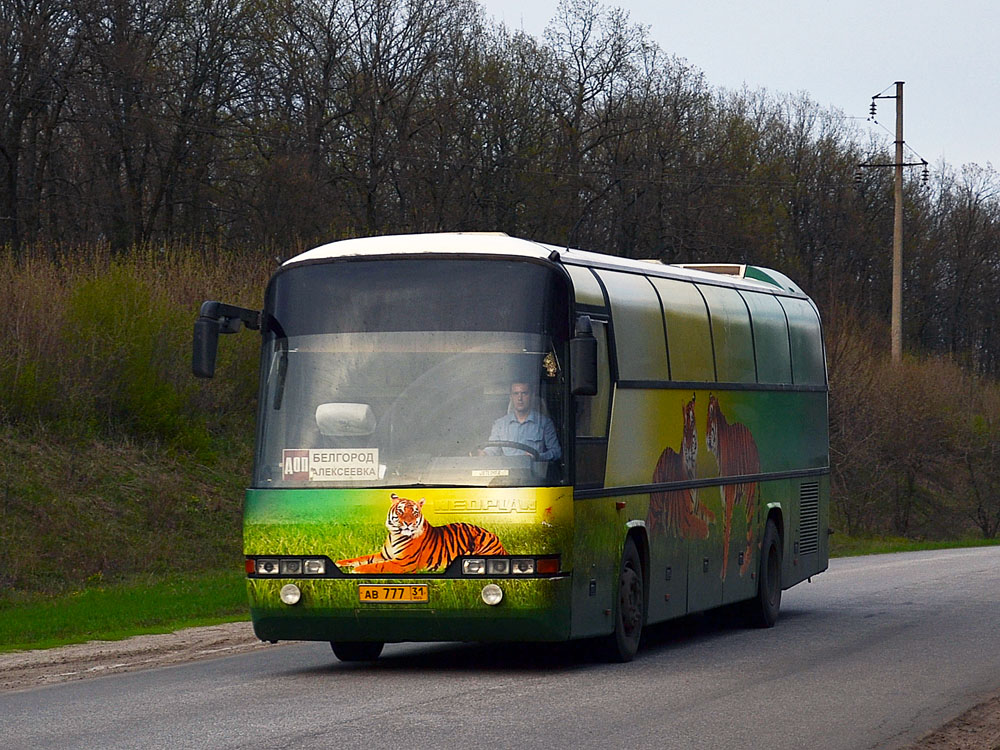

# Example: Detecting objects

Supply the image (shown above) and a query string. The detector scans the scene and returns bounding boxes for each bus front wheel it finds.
[602,537,644,662]
[744,518,782,628]
[331,641,384,662]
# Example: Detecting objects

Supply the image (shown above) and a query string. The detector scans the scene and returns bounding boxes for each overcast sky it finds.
[480,0,998,174]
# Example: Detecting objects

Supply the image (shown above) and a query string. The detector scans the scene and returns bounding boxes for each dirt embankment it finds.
[1,624,998,748]
[0,622,282,692]
[899,694,1000,749]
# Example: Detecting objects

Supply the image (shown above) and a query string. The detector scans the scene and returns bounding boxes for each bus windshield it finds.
[253,258,569,489]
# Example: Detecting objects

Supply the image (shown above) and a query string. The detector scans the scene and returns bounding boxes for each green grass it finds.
[830,534,1000,558]
[0,569,248,652]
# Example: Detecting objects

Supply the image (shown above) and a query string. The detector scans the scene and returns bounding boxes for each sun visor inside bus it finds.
[315,402,377,436]
[266,259,569,337]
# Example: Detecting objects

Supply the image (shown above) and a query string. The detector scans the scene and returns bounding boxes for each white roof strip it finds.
[284,232,798,295]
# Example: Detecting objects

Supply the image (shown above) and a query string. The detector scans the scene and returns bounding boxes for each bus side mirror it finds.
[570,315,598,396]
[193,315,221,378]
[192,300,261,379]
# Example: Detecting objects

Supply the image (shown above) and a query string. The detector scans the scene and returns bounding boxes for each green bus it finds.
[193,233,829,662]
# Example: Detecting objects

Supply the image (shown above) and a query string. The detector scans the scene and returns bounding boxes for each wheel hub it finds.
[620,567,643,634]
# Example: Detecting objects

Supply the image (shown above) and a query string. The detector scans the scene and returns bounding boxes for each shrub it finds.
[0,245,267,592]
[828,313,1000,539]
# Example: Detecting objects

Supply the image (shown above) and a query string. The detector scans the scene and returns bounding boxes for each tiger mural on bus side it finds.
[706,393,760,580]
[648,393,715,539]
[336,493,506,574]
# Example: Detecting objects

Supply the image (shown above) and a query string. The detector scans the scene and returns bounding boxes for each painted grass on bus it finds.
[244,521,567,611]
[243,521,570,564]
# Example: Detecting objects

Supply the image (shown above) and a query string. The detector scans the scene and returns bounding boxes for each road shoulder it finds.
[0,622,283,692]
[902,692,1000,749]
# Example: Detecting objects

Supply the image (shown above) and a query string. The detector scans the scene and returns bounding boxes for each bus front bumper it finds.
[247,575,572,643]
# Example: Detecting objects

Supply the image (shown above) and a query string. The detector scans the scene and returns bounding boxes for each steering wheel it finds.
[477,440,541,459]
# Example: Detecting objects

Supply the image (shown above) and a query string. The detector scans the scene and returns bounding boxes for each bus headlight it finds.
[280,559,302,575]
[303,559,326,575]
[462,558,486,575]
[280,583,302,605]
[481,584,503,606]
[458,556,559,576]
[511,558,535,575]
[256,559,280,575]
[486,558,510,575]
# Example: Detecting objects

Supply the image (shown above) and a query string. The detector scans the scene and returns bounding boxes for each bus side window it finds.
[576,320,609,437]
[698,284,755,384]
[575,320,610,487]
[742,291,792,384]
[649,277,714,382]
[779,297,827,385]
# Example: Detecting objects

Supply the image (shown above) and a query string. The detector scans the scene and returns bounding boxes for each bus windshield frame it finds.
[252,257,571,490]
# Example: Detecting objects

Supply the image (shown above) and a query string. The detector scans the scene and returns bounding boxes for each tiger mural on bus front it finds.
[648,393,715,539]
[335,493,506,574]
[706,393,761,580]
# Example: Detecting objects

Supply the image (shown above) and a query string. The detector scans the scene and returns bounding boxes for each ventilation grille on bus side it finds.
[799,482,820,555]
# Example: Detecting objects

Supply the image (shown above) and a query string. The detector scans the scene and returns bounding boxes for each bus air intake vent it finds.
[799,482,820,555]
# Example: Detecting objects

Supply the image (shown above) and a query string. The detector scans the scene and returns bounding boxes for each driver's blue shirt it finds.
[486,410,562,461]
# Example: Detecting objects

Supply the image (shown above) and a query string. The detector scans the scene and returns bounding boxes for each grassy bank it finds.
[0,247,263,595]
[0,570,247,652]
[829,534,1000,557]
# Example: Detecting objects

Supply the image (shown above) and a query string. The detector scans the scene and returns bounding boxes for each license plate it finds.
[358,585,429,603]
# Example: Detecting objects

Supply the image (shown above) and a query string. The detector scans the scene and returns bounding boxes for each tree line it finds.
[3,0,1000,372]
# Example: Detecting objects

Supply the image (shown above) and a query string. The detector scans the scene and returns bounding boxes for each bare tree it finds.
[541,0,652,245]
[0,0,79,254]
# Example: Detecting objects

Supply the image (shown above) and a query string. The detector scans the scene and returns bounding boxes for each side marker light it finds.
[536,558,560,575]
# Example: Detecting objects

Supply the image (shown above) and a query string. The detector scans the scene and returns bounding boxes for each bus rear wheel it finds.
[602,537,644,662]
[744,518,782,628]
[331,641,384,662]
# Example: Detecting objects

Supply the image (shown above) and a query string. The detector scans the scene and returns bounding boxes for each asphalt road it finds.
[2,547,999,750]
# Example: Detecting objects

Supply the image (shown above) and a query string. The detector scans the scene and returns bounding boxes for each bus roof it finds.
[285,233,806,296]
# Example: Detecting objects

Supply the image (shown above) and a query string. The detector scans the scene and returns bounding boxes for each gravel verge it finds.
[0,621,283,692]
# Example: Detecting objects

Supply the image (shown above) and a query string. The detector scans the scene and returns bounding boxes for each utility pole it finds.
[857,81,928,363]
[892,82,904,363]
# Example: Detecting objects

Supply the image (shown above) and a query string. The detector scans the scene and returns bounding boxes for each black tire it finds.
[601,537,644,662]
[745,518,782,628]
[331,641,384,662]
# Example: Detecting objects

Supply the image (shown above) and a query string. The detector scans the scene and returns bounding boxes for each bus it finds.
[192,232,830,662]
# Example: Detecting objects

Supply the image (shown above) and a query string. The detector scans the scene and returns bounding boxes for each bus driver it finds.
[481,381,562,461]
